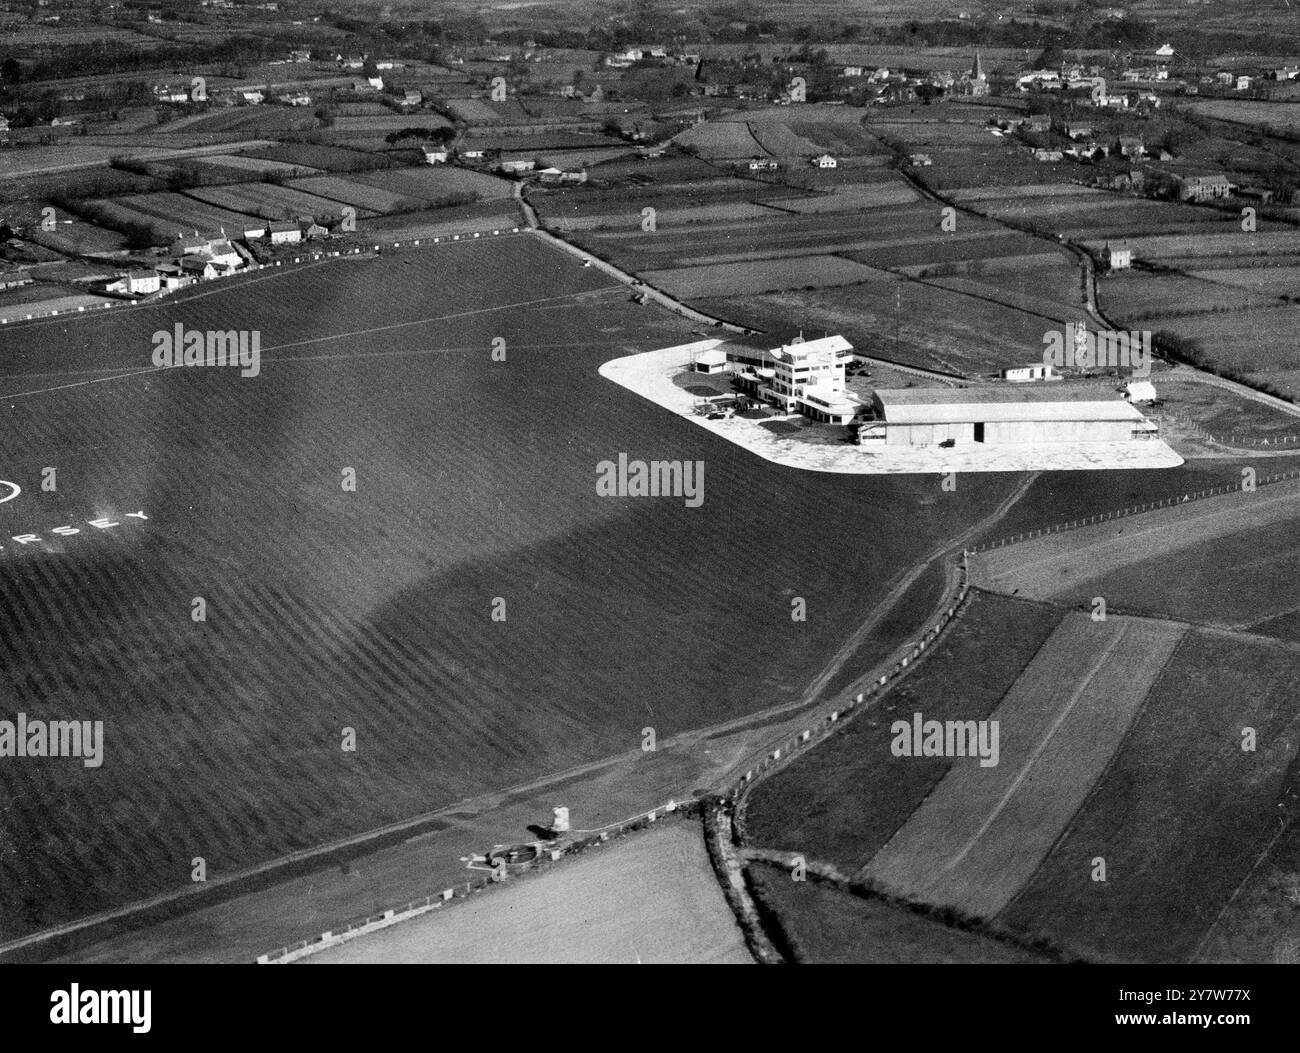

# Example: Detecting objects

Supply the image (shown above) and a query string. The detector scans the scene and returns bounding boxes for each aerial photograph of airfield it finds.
[1,0,1300,968]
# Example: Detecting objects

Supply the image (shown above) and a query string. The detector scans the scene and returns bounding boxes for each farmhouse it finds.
[154,263,193,291]
[106,270,160,296]
[1178,173,1234,202]
[422,146,448,164]
[860,387,1160,446]
[170,236,242,270]
[180,256,220,280]
[812,153,838,168]
[1105,240,1132,270]
[203,240,242,269]
[1238,186,1274,204]
[1116,136,1145,159]
[267,221,303,244]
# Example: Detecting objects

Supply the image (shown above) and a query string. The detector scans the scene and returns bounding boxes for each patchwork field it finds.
[246,143,387,173]
[971,478,1300,635]
[0,235,1018,938]
[693,272,1069,376]
[287,175,425,215]
[640,255,878,297]
[740,592,1064,872]
[764,183,921,213]
[352,166,513,201]
[1000,629,1300,962]
[330,115,454,133]
[96,193,261,240]
[863,614,1187,918]
[190,154,323,178]
[186,183,365,221]
[671,121,766,160]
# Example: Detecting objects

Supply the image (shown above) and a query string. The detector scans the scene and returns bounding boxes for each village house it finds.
[1178,173,1235,202]
[1116,136,1145,159]
[1105,240,1132,270]
[1095,169,1145,193]
[422,146,448,164]
[267,221,303,244]
[241,91,264,105]
[154,263,192,291]
[106,270,160,296]
[203,240,242,270]
[1238,186,1275,204]
[812,153,838,168]
[180,256,220,280]
[497,158,536,175]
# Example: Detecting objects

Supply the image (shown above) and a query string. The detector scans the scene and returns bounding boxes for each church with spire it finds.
[964,47,989,97]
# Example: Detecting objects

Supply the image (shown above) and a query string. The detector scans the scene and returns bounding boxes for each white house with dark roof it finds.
[106,270,161,295]
[267,221,303,244]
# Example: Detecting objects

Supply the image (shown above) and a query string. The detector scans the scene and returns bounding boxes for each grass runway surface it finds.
[0,236,1013,938]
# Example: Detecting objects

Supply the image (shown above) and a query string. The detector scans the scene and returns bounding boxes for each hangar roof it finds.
[874,386,1144,424]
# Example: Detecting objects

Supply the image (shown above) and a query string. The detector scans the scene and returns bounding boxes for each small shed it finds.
[1123,380,1157,403]
[694,348,728,374]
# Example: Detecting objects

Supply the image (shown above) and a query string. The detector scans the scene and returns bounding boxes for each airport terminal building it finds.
[862,387,1160,446]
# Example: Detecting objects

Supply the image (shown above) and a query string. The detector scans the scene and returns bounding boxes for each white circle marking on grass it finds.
[0,480,21,505]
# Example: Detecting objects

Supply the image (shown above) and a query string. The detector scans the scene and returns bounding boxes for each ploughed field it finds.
[0,235,1016,938]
